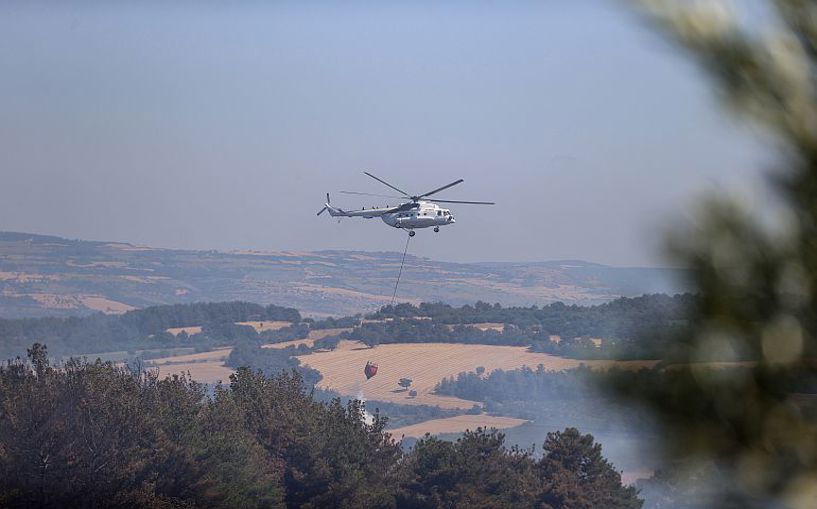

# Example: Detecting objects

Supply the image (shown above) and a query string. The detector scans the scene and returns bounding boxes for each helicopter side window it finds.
[437,210,442,216]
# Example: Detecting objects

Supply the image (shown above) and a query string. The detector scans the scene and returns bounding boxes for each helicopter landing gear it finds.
[408,230,416,237]
[433,226,440,233]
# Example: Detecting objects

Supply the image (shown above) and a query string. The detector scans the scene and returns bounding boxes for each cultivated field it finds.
[147,340,654,401]
[148,348,233,383]
[150,348,232,366]
[137,339,656,437]
[148,328,353,381]
[388,414,528,438]
[302,341,655,409]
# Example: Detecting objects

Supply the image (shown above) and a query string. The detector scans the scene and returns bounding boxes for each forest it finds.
[350,295,694,360]
[0,345,642,509]
[0,294,694,362]
[0,301,301,359]
[368,295,693,332]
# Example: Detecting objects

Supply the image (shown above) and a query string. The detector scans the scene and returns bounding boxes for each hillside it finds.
[0,231,686,318]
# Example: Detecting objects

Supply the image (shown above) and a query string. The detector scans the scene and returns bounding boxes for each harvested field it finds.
[388,414,527,438]
[302,341,656,409]
[150,348,231,366]
[151,361,233,383]
[79,296,136,313]
[143,340,656,398]
[147,348,234,383]
[307,328,351,340]
[166,326,203,336]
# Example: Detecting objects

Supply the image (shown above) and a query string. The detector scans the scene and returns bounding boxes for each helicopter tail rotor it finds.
[317,193,331,216]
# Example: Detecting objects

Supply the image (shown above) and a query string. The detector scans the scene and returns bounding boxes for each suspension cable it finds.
[391,232,412,305]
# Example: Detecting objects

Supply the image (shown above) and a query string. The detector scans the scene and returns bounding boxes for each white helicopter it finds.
[317,172,494,236]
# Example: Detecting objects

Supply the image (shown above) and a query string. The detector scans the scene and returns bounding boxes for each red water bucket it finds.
[364,361,378,380]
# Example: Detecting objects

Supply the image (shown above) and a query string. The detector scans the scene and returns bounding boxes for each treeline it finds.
[370,295,693,336]
[346,320,529,348]
[351,295,694,359]
[0,301,301,359]
[435,363,817,423]
[435,365,615,403]
[0,345,642,509]
[0,294,694,362]
[305,315,361,330]
[433,366,662,430]
[120,301,301,334]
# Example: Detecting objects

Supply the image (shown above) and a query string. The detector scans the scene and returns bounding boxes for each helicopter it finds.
[317,172,494,236]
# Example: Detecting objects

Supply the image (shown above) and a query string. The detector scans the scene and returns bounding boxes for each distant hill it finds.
[0,231,687,318]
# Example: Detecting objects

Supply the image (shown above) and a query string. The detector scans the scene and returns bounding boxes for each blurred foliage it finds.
[613,1,817,507]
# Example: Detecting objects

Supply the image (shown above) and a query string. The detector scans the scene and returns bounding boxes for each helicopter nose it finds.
[449,216,455,223]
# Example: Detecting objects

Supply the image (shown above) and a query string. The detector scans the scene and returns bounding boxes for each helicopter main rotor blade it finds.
[363,172,410,196]
[427,199,495,205]
[418,179,464,199]
[340,190,406,199]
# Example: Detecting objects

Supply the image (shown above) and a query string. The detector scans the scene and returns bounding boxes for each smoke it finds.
[356,389,376,426]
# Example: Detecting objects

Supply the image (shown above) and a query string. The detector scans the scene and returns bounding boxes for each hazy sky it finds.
[0,1,775,266]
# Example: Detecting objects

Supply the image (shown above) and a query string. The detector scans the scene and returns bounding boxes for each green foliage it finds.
[609,1,817,506]
[435,365,658,430]
[539,428,641,509]
[225,342,322,387]
[0,295,692,362]
[0,301,300,359]
[309,315,362,329]
[119,301,301,334]
[397,428,642,509]
[0,344,641,508]
[372,296,691,336]
[354,295,693,359]
[0,344,283,508]
[436,365,607,403]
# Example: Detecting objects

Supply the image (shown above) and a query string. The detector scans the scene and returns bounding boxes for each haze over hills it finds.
[0,231,687,318]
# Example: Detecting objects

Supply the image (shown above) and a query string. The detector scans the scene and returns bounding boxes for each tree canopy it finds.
[0,344,641,508]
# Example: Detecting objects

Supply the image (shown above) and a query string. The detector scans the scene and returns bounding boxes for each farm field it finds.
[148,348,233,383]
[302,341,656,409]
[147,328,353,382]
[150,348,232,366]
[132,339,658,438]
[146,340,656,399]
[388,414,527,438]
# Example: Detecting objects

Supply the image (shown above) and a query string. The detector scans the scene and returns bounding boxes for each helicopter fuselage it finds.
[380,201,455,230]
[321,199,455,230]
